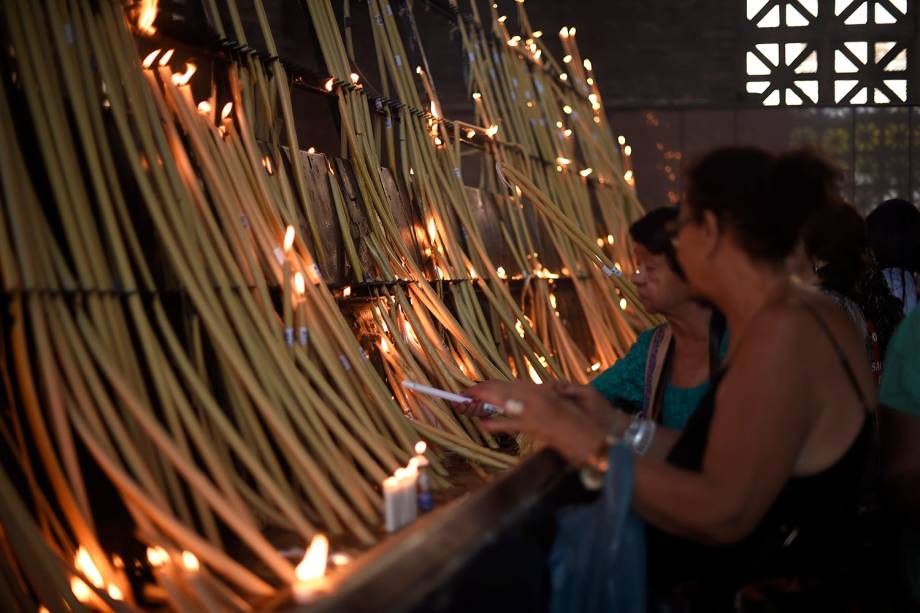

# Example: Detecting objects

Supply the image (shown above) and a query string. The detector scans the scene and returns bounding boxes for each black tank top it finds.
[647,302,875,606]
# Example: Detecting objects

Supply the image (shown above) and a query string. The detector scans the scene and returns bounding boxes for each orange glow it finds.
[496,266,507,279]
[181,551,200,572]
[485,125,499,138]
[142,49,161,69]
[583,58,593,71]
[556,157,571,166]
[324,77,335,92]
[466,129,476,139]
[380,337,390,353]
[579,167,593,177]
[342,286,352,297]
[283,225,295,252]
[426,218,437,243]
[296,534,329,582]
[559,26,569,38]
[404,321,421,349]
[220,102,233,120]
[197,100,212,114]
[137,0,159,36]
[158,48,174,67]
[430,100,439,119]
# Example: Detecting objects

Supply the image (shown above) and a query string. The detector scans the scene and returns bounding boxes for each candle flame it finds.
[142,49,161,69]
[404,321,421,348]
[559,73,568,81]
[624,170,634,183]
[496,266,507,279]
[468,267,477,279]
[591,361,601,372]
[350,72,360,84]
[146,546,168,567]
[579,167,593,177]
[562,105,573,115]
[485,124,499,138]
[619,298,628,310]
[618,135,626,145]
[307,147,316,154]
[562,54,572,63]
[294,272,306,295]
[197,100,212,114]
[563,128,572,137]
[596,237,605,247]
[497,15,507,23]
[569,27,577,35]
[583,58,593,71]
[429,100,439,119]
[171,62,197,86]
[415,440,427,455]
[181,551,200,572]
[380,337,390,353]
[108,584,124,600]
[607,234,615,244]
[283,225,295,252]
[587,77,595,85]
[549,293,557,309]
[331,552,351,567]
[75,547,104,589]
[342,286,352,297]
[296,534,329,582]
[220,102,233,120]
[472,92,482,101]
[426,218,437,242]
[532,30,543,38]
[624,145,632,156]
[559,26,569,38]
[262,156,274,175]
[158,48,174,66]
[588,93,598,104]
[556,157,571,166]
[137,0,159,35]
[70,577,92,603]
[466,129,476,139]
[324,77,335,92]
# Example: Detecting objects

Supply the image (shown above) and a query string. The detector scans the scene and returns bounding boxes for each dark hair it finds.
[805,203,903,356]
[866,198,920,272]
[629,207,685,279]
[685,147,842,261]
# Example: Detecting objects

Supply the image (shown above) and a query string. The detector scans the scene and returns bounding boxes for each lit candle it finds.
[293,534,329,604]
[180,551,219,611]
[282,225,295,346]
[402,463,418,526]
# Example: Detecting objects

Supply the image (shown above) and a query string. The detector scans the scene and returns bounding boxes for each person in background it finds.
[590,206,727,430]
[867,198,920,315]
[804,202,903,383]
[878,307,920,608]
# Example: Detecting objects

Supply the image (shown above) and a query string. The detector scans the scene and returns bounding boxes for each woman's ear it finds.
[700,209,721,257]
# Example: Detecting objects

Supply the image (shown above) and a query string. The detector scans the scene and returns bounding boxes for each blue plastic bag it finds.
[549,443,647,613]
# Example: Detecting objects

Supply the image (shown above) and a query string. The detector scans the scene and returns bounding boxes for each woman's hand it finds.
[459,380,608,465]
[549,382,626,435]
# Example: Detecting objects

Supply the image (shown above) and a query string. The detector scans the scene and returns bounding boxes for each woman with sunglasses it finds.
[462,147,875,609]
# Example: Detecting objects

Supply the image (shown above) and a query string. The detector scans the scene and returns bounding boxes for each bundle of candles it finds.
[0,0,651,610]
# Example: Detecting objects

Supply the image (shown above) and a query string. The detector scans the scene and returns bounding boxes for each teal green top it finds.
[880,307,920,417]
[590,325,729,430]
